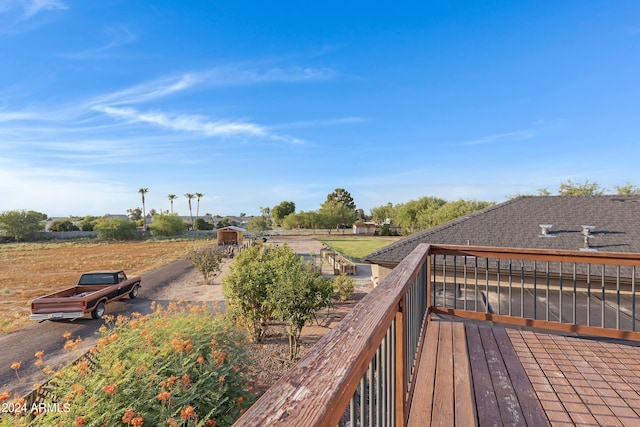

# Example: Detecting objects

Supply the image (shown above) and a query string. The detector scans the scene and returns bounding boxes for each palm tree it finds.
[138,188,149,230]
[168,194,178,214]
[195,192,204,220]
[184,193,195,226]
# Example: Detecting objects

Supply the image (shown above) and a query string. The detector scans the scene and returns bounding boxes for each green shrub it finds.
[0,210,47,241]
[94,218,138,240]
[188,244,224,284]
[48,218,80,232]
[148,213,187,236]
[1,302,256,426]
[194,218,214,230]
[333,274,355,301]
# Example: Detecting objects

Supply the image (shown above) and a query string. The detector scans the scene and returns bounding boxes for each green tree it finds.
[246,215,269,233]
[557,179,606,196]
[49,218,80,232]
[0,210,47,241]
[394,197,447,232]
[223,245,276,342]
[94,218,137,240]
[127,207,142,221]
[615,182,640,195]
[138,188,149,230]
[188,244,224,284]
[271,201,296,226]
[194,218,214,230]
[370,202,395,224]
[268,245,333,359]
[147,213,187,236]
[167,194,178,214]
[79,216,100,231]
[325,188,356,211]
[282,212,301,230]
[319,201,357,231]
[185,193,195,226]
[195,192,204,220]
[431,200,494,226]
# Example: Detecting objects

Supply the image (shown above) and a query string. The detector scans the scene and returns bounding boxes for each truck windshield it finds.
[78,273,116,285]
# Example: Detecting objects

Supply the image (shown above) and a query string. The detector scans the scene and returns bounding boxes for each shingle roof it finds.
[363,196,640,265]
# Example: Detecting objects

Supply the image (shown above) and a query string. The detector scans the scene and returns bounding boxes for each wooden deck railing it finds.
[235,244,640,426]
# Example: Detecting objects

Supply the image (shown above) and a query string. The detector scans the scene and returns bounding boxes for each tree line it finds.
[2,180,639,241]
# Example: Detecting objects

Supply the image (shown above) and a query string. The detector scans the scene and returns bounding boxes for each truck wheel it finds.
[129,284,139,299]
[91,301,106,319]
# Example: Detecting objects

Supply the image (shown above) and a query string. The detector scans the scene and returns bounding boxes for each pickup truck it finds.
[30,270,141,321]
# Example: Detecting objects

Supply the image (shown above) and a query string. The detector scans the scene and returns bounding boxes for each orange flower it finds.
[197,355,205,364]
[122,408,136,423]
[72,383,84,396]
[0,391,10,402]
[166,418,178,427]
[180,405,196,420]
[63,331,72,339]
[180,373,191,388]
[108,333,119,342]
[157,391,171,402]
[98,325,107,333]
[205,420,217,426]
[34,350,44,359]
[64,340,76,350]
[102,384,117,395]
[131,417,145,427]
[237,396,244,404]
[74,416,86,426]
[34,359,43,367]
[10,362,21,370]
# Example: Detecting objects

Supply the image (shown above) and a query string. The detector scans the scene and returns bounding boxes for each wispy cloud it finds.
[459,130,535,146]
[0,0,67,34]
[61,24,137,59]
[22,0,67,19]
[94,105,268,138]
[271,117,369,130]
[89,64,337,107]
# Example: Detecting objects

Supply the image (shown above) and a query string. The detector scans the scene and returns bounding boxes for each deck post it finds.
[395,297,407,426]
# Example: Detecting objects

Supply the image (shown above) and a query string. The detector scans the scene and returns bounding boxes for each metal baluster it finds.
[497,259,501,315]
[454,256,458,310]
[475,257,479,312]
[485,258,489,314]
[601,265,606,328]
[586,264,591,326]
[360,375,366,426]
[616,265,621,331]
[380,336,387,427]
[633,267,637,332]
[443,255,447,308]
[463,256,468,311]
[520,261,525,318]
[508,260,513,316]
[533,261,537,319]
[546,261,550,321]
[559,262,563,323]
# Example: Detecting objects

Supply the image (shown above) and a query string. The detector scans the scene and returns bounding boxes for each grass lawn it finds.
[315,236,400,261]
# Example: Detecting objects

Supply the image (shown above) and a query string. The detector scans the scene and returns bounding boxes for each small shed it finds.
[353,222,377,235]
[217,226,246,246]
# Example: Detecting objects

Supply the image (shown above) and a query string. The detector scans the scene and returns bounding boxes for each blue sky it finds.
[1,1,639,217]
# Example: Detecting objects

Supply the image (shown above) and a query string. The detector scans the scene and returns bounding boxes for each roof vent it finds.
[539,224,554,237]
[579,225,596,251]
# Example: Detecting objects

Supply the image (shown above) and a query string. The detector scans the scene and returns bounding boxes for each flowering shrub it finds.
[0,302,256,426]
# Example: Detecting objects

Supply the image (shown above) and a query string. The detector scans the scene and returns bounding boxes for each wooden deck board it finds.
[408,317,640,426]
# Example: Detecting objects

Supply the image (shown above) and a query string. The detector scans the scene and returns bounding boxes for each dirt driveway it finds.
[155,236,373,302]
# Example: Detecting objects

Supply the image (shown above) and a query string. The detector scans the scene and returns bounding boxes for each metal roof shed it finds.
[217,226,246,245]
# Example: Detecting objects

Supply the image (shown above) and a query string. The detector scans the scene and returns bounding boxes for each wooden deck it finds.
[408,317,640,426]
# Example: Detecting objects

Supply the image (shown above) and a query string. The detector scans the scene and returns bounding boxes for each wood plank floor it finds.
[408,317,640,426]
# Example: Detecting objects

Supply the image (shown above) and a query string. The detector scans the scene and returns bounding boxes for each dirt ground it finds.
[157,236,374,389]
